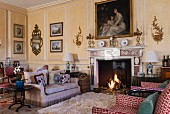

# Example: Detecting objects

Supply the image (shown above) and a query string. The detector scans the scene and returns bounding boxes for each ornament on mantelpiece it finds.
[134,28,142,46]
[86,33,95,47]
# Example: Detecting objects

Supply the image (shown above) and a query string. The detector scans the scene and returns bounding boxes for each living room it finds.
[0,0,170,114]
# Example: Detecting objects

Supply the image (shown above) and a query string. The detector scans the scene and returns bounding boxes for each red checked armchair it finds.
[92,83,170,114]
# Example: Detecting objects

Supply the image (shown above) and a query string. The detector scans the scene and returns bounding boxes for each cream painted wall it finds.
[0,2,28,70]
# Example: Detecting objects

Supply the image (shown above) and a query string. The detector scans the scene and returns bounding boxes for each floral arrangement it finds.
[13,66,22,80]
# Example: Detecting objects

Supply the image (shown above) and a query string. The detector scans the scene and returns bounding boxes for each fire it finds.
[108,74,121,90]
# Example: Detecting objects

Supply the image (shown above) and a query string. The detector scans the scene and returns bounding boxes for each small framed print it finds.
[50,22,63,37]
[14,24,24,38]
[50,40,63,52]
[14,41,24,54]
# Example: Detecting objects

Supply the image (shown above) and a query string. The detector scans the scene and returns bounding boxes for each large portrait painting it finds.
[95,0,133,39]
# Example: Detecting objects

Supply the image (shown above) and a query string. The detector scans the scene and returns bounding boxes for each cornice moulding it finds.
[27,0,72,11]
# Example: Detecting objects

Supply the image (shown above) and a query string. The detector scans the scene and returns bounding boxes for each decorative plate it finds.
[97,40,105,47]
[120,39,129,47]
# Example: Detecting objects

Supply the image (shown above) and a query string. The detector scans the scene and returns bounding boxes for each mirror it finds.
[30,24,43,56]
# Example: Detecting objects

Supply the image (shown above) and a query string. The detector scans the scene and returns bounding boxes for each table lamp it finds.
[142,50,159,75]
[63,53,74,73]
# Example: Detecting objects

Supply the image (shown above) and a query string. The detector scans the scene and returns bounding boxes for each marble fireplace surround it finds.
[86,46,144,89]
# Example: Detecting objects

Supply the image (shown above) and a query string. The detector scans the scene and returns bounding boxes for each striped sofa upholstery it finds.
[92,83,170,114]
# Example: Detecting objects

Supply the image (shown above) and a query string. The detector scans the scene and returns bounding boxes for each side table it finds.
[8,85,33,112]
[70,72,91,93]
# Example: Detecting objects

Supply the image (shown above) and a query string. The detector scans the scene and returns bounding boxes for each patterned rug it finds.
[0,96,41,114]
[38,92,116,114]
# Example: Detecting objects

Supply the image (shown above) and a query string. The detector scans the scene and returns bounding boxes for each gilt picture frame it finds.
[14,41,24,54]
[14,24,24,38]
[50,22,63,37]
[95,0,133,39]
[50,40,63,52]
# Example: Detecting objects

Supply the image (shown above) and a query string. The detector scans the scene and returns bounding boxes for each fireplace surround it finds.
[86,46,144,89]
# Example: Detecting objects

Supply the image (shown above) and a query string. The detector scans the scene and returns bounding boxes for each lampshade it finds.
[63,53,74,62]
[142,50,159,63]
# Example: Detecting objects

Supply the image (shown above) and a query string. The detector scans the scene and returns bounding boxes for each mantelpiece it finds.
[86,46,145,89]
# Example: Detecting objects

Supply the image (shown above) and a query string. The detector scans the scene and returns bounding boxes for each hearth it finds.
[98,59,131,89]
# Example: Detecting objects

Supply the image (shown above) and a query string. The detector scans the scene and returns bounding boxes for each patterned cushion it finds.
[141,82,162,88]
[34,73,46,86]
[60,74,70,84]
[154,88,170,114]
[138,92,159,114]
[53,73,62,84]
[116,94,145,108]
[49,70,65,84]
[92,106,129,114]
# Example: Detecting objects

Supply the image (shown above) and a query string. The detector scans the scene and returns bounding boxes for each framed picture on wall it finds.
[50,22,63,37]
[14,41,24,54]
[95,0,133,39]
[50,40,63,52]
[14,24,24,38]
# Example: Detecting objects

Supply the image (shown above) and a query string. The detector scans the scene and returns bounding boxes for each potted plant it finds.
[14,66,24,88]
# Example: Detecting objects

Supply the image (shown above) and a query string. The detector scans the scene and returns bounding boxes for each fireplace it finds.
[86,46,144,89]
[98,59,131,89]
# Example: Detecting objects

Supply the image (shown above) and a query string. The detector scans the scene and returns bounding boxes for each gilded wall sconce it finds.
[30,24,43,56]
[86,33,94,47]
[73,26,83,48]
[134,28,142,46]
[152,16,163,44]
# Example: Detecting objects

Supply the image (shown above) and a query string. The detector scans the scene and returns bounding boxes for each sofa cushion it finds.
[45,83,79,94]
[24,70,48,84]
[160,80,169,88]
[60,74,70,84]
[49,70,65,84]
[154,87,170,114]
[34,73,46,86]
[45,84,65,94]
[138,92,159,114]
[110,105,138,114]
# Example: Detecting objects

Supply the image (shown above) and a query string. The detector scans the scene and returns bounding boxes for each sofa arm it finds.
[141,82,162,88]
[25,83,46,95]
[70,77,79,84]
[116,94,145,108]
[92,107,128,114]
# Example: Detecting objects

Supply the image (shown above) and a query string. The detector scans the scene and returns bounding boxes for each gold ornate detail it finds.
[152,16,163,44]
[30,24,43,56]
[134,28,142,46]
[86,33,95,47]
[73,26,83,48]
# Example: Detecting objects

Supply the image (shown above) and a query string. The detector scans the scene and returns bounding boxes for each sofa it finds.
[92,82,170,114]
[24,69,81,107]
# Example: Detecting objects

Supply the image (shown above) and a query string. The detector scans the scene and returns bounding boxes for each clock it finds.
[97,40,105,47]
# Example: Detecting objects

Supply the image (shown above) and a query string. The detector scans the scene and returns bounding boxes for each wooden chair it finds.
[0,67,14,98]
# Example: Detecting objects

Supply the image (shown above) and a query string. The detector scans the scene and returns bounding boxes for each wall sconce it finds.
[30,24,43,56]
[134,28,142,46]
[152,16,163,44]
[86,33,94,47]
[73,26,83,48]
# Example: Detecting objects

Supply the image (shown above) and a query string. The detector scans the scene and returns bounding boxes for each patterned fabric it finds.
[60,74,70,83]
[92,107,128,114]
[131,86,164,92]
[34,73,46,86]
[141,82,162,88]
[116,94,144,108]
[154,88,170,114]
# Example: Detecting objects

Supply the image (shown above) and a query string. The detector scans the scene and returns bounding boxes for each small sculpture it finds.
[86,33,94,47]
[134,28,142,46]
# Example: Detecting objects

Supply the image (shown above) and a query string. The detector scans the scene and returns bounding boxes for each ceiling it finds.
[0,0,63,9]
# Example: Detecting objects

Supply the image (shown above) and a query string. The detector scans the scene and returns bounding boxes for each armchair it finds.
[92,83,170,114]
